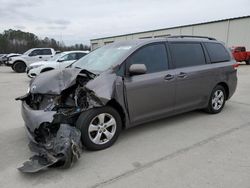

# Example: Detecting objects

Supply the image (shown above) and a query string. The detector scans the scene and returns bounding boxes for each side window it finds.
[29,50,41,56]
[127,43,168,74]
[41,49,52,55]
[205,43,230,63]
[170,43,206,68]
[60,53,77,61]
[76,53,87,60]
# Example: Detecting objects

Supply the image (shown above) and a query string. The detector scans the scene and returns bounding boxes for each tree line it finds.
[0,29,90,54]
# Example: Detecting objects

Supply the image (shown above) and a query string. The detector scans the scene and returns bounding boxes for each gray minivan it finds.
[18,36,238,152]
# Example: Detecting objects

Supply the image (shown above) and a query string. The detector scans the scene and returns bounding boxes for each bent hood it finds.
[30,68,83,94]
[29,68,119,105]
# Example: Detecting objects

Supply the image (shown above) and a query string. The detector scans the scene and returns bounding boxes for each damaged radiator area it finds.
[17,70,105,173]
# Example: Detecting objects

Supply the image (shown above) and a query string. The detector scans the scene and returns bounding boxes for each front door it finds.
[124,43,176,125]
[26,49,43,64]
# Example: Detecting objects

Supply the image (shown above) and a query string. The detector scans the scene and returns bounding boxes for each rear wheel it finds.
[205,85,226,114]
[13,61,26,73]
[76,106,122,150]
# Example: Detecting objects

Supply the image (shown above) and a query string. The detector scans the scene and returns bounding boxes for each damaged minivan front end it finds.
[16,68,109,172]
[16,41,139,173]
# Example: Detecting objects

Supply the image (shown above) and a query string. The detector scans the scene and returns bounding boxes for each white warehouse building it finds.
[90,15,250,50]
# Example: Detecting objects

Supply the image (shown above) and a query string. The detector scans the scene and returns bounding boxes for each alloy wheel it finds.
[88,113,117,145]
[212,90,224,111]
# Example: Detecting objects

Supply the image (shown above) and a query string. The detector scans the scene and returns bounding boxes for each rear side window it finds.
[77,53,87,60]
[170,43,206,68]
[41,49,52,55]
[205,43,230,63]
[127,43,168,74]
[60,53,77,61]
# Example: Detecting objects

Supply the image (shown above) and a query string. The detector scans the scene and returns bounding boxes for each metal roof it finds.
[91,15,250,41]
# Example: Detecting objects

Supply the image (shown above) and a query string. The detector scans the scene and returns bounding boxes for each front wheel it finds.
[76,106,122,150]
[13,61,26,73]
[205,85,226,114]
[246,60,250,65]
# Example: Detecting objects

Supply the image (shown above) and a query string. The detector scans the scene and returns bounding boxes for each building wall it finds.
[90,16,250,50]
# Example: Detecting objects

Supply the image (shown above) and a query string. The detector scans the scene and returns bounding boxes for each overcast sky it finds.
[0,0,249,45]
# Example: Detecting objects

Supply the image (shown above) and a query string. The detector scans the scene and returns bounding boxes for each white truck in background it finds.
[6,48,56,73]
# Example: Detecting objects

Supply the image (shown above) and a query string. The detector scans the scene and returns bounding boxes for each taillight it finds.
[233,63,239,69]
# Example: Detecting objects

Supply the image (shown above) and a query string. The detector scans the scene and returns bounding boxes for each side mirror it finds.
[129,64,147,76]
[57,59,63,62]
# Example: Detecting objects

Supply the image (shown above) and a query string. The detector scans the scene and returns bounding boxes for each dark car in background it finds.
[18,36,237,152]
[0,54,7,65]
[2,53,21,65]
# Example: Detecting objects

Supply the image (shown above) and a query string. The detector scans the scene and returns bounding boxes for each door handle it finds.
[177,72,187,78]
[164,74,175,81]
[39,56,42,59]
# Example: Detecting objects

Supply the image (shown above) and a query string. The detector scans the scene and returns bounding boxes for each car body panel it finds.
[21,101,56,133]
[124,70,176,125]
[29,68,82,94]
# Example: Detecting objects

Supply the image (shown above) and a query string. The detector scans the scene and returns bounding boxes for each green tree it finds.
[0,29,90,54]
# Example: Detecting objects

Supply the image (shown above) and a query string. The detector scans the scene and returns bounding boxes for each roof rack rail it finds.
[167,35,217,40]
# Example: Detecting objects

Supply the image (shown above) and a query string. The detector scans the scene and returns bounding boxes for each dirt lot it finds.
[0,65,250,188]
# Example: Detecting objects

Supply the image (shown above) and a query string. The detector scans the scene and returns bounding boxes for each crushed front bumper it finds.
[21,101,56,141]
[19,100,82,173]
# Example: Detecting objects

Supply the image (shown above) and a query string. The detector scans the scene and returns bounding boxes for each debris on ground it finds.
[18,124,82,173]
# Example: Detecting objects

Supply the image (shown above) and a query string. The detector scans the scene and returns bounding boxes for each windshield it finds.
[50,53,66,61]
[23,49,33,55]
[72,44,133,72]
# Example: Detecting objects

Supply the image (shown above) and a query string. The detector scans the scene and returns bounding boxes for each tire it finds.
[13,61,26,73]
[246,60,250,65]
[76,106,122,150]
[11,64,15,70]
[205,85,226,114]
